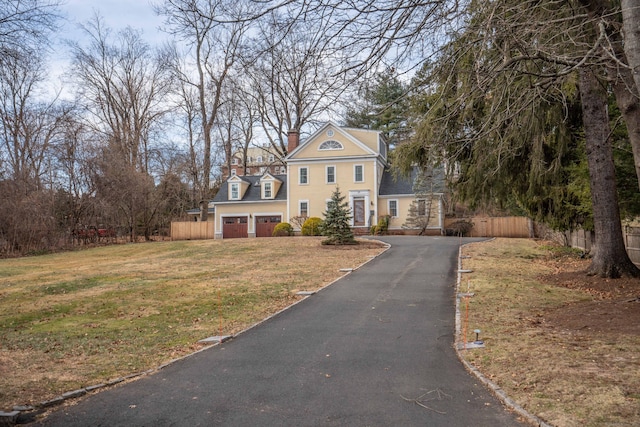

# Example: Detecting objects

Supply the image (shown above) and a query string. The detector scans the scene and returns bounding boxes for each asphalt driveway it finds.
[36,236,525,426]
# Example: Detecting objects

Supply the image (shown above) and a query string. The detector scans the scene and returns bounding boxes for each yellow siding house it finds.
[211,122,445,238]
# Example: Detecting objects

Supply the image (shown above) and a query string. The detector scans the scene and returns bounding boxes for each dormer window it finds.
[263,182,272,199]
[230,182,240,200]
[318,140,343,150]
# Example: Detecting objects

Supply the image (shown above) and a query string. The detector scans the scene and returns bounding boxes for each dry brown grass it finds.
[459,238,640,427]
[0,237,386,411]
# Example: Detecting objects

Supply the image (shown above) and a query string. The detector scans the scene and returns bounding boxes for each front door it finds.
[353,199,365,226]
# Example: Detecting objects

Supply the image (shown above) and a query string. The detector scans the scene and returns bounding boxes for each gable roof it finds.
[379,167,446,196]
[212,174,287,203]
[285,121,379,160]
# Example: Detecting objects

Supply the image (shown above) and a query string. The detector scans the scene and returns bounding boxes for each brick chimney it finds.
[287,129,300,154]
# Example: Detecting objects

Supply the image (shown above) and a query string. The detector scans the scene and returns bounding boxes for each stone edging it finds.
[454,240,553,427]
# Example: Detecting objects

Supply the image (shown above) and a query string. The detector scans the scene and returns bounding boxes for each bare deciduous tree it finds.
[158,0,249,220]
[245,11,354,157]
[0,49,68,193]
[69,16,172,172]
[68,15,173,241]
[0,0,62,60]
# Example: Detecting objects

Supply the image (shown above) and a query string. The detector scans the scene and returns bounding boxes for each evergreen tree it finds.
[344,69,410,148]
[321,186,356,245]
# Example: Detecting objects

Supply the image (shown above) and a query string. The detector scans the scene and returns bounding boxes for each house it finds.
[211,122,445,238]
[221,146,286,179]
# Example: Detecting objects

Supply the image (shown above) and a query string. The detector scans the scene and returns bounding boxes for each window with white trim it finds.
[299,167,309,184]
[354,164,364,182]
[299,200,309,217]
[268,154,275,162]
[389,200,398,217]
[263,182,272,198]
[257,155,263,163]
[230,183,240,200]
[326,165,336,184]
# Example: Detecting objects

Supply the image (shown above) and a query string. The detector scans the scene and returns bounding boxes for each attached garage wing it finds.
[255,216,281,237]
[223,216,248,238]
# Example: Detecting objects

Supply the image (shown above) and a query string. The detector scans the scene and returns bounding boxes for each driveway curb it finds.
[454,240,553,427]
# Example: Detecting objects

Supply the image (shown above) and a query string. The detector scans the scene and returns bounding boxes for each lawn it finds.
[0,237,386,411]
[459,238,640,427]
[3,236,639,426]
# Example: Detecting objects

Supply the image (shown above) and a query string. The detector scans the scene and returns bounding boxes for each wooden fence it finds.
[445,216,534,238]
[170,221,215,240]
[565,227,640,266]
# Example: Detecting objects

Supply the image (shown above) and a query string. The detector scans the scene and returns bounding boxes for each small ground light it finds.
[474,329,483,344]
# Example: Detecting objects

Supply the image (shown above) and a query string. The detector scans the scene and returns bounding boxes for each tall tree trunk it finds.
[612,71,640,191]
[621,0,640,97]
[578,68,639,278]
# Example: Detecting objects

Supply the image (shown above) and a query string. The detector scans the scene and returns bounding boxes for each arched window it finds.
[318,140,343,150]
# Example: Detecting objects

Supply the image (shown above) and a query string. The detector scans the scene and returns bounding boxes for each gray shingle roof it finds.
[212,174,287,203]
[378,167,446,196]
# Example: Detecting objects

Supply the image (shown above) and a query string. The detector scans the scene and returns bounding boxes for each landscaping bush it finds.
[272,222,294,236]
[301,217,323,236]
[445,220,474,236]
[370,215,390,235]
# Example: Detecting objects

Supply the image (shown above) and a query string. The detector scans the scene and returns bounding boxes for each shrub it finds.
[272,222,294,237]
[301,217,323,236]
[289,216,306,229]
[371,215,390,235]
[446,220,474,236]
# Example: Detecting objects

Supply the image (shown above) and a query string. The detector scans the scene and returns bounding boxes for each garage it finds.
[223,216,248,238]
[255,216,281,237]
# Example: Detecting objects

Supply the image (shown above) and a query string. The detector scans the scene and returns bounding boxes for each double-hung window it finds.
[230,183,240,200]
[299,167,309,184]
[389,200,398,217]
[300,201,309,217]
[326,166,336,184]
[354,164,364,182]
[264,182,272,199]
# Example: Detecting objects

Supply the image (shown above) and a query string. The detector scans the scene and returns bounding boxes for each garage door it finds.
[223,216,248,238]
[255,216,281,237]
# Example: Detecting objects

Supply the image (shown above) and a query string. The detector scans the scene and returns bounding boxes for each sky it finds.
[60,0,165,42]
[50,0,167,94]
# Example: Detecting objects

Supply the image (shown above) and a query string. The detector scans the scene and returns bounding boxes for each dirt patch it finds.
[540,257,640,336]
